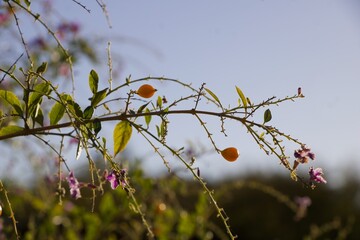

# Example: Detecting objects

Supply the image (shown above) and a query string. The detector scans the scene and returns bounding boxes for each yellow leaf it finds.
[113,121,132,157]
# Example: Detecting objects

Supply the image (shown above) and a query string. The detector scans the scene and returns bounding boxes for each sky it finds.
[3,1,360,185]
[56,1,360,183]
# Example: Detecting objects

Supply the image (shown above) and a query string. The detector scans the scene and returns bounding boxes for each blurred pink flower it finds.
[57,22,80,39]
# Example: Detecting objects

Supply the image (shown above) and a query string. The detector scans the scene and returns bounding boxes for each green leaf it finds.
[0,125,24,136]
[246,97,252,106]
[264,109,272,123]
[144,108,151,127]
[62,95,82,118]
[33,106,44,126]
[79,124,90,141]
[24,0,31,8]
[84,106,94,119]
[235,86,247,108]
[36,62,48,74]
[259,132,265,140]
[90,88,108,107]
[156,96,163,108]
[0,90,23,115]
[93,119,101,136]
[29,82,50,104]
[204,88,222,107]
[67,100,83,118]
[89,69,99,94]
[155,121,167,140]
[137,102,150,113]
[58,94,84,119]
[49,102,66,125]
[156,125,161,138]
[60,94,73,102]
[113,120,132,157]
[28,82,51,116]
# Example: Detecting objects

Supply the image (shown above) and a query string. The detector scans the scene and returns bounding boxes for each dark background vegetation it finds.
[1,162,359,240]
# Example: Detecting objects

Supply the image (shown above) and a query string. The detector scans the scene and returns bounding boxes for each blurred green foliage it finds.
[1,166,359,240]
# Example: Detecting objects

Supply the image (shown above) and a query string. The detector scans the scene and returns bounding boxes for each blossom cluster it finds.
[66,169,127,199]
[105,169,128,190]
[66,171,82,199]
[292,145,327,185]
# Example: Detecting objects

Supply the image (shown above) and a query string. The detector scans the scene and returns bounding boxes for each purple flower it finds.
[106,171,120,189]
[294,145,315,164]
[66,171,81,199]
[106,170,127,190]
[309,167,327,184]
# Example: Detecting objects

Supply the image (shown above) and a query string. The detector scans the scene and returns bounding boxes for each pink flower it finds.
[106,171,120,189]
[66,171,81,199]
[106,169,127,190]
[309,167,327,184]
[294,145,315,164]
[66,171,99,199]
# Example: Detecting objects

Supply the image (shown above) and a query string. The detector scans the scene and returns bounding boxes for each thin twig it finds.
[107,41,113,90]
[132,122,237,239]
[71,0,91,13]
[0,180,20,239]
[12,0,76,94]
[96,0,112,28]
[7,2,32,67]
[0,53,23,84]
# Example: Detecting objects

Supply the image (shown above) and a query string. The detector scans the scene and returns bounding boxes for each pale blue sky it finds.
[8,1,360,184]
